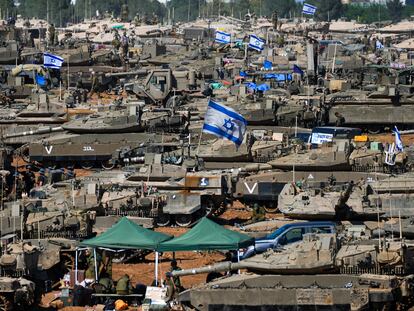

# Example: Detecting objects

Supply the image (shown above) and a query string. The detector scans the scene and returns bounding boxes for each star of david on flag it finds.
[43,52,64,69]
[248,34,265,52]
[203,100,247,146]
[215,31,231,44]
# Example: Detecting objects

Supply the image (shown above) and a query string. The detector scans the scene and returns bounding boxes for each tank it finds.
[0,238,79,285]
[326,87,414,131]
[0,277,35,311]
[268,139,351,171]
[172,233,414,310]
[61,103,184,134]
[102,170,230,227]
[24,132,180,169]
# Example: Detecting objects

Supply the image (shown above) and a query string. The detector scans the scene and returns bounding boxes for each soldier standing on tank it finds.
[121,31,129,60]
[22,166,35,195]
[112,30,121,51]
[48,24,55,46]
[11,173,25,200]
[334,112,345,126]
[272,11,278,30]
[134,14,141,26]
[151,13,159,25]
[36,169,47,186]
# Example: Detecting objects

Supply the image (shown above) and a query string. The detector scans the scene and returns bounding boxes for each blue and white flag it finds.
[376,40,384,50]
[215,31,231,44]
[394,126,404,151]
[43,53,64,69]
[203,100,247,146]
[302,3,317,15]
[248,34,265,52]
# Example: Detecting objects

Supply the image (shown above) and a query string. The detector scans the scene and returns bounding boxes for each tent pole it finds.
[155,251,159,286]
[237,250,240,274]
[75,249,78,284]
[93,248,98,282]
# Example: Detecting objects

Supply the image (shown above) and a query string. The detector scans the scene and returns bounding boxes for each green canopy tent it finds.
[80,217,172,249]
[158,217,254,252]
[77,217,172,284]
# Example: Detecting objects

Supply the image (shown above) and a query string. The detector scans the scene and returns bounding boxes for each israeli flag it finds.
[302,3,317,15]
[203,100,247,146]
[248,34,265,52]
[394,126,404,152]
[43,53,64,69]
[215,31,231,44]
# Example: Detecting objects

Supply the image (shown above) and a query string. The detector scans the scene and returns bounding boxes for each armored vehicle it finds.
[106,170,231,227]
[326,87,414,131]
[268,139,351,171]
[0,277,35,311]
[61,103,185,134]
[173,233,414,310]
[277,175,414,220]
[268,137,407,172]
[24,132,180,169]
[126,68,199,105]
[0,239,79,283]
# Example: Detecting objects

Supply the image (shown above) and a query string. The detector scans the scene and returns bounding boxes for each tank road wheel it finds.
[156,214,171,227]
[112,252,127,263]
[263,202,278,213]
[101,160,115,170]
[0,294,12,311]
[81,161,94,169]
[61,253,75,274]
[175,214,193,227]
[368,128,381,134]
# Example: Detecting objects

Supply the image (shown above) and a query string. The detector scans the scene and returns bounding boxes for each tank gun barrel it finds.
[2,126,64,139]
[171,261,246,277]
[105,70,148,78]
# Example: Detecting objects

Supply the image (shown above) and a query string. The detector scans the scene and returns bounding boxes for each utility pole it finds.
[188,0,190,21]
[47,0,49,24]
[84,0,87,21]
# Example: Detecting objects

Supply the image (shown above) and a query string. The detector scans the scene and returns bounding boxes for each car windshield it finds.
[265,226,286,240]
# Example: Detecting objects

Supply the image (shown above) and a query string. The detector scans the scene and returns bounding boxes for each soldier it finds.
[36,169,47,186]
[134,13,141,26]
[90,72,101,96]
[48,24,55,46]
[121,31,129,60]
[250,203,266,223]
[22,166,35,195]
[116,274,133,295]
[112,30,121,51]
[164,272,177,302]
[65,167,75,180]
[151,13,159,25]
[85,248,102,280]
[334,112,345,126]
[169,260,183,291]
[100,250,112,278]
[96,272,115,294]
[12,173,25,199]
[271,10,278,30]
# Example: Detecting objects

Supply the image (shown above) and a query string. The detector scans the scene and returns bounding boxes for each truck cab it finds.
[240,221,336,259]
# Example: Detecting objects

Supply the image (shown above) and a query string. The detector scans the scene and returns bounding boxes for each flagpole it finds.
[196,127,203,157]
[67,56,70,91]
